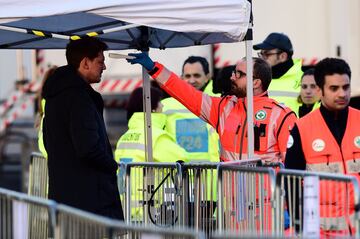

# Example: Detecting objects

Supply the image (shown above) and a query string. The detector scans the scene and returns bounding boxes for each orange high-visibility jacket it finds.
[297,107,360,234]
[151,62,296,162]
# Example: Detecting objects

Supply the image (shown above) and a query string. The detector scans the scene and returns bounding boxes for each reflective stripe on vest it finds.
[220,147,280,162]
[218,96,238,136]
[346,158,360,174]
[117,142,145,151]
[306,161,344,174]
[200,93,213,122]
[163,109,191,115]
[220,148,246,161]
[153,63,171,86]
[320,213,355,231]
[268,90,299,98]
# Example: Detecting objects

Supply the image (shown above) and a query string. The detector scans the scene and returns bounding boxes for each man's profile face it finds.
[182,62,209,90]
[85,51,106,84]
[321,74,350,111]
[230,60,248,98]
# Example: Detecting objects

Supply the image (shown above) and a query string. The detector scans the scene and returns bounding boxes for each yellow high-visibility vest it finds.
[268,59,303,112]
[115,112,188,163]
[38,98,47,158]
[115,112,188,222]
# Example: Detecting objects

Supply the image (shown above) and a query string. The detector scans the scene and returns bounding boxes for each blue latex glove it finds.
[127,52,155,71]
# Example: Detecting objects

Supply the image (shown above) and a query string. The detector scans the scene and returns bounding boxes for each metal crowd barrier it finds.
[275,169,360,238]
[56,204,205,239]
[120,162,183,227]
[119,159,261,233]
[0,187,55,239]
[0,186,205,239]
[217,163,276,237]
[180,162,218,235]
[180,159,261,236]
[28,152,48,198]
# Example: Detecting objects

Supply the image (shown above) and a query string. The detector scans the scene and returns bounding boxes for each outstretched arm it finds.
[127,52,223,129]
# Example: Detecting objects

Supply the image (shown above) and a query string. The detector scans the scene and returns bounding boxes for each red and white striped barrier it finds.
[213,43,233,69]
[301,57,319,66]
[93,78,143,94]
[0,81,41,117]
[0,94,36,133]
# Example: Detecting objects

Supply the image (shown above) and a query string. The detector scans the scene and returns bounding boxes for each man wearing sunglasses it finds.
[127,53,296,163]
[161,56,220,163]
[254,32,303,114]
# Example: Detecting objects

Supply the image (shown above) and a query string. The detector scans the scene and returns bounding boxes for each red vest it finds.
[297,107,360,234]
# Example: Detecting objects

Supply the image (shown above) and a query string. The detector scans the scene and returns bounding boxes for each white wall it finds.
[0,50,32,100]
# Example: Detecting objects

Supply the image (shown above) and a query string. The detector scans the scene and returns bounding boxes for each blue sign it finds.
[176,119,208,152]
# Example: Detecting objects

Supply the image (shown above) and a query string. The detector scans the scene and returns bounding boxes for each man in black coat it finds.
[42,37,124,219]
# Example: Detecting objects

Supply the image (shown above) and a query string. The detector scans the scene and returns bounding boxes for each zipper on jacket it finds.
[233,124,241,155]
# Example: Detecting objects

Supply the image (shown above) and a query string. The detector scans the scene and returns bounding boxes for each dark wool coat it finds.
[42,65,123,219]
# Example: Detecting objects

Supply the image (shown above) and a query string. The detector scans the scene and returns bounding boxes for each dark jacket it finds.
[42,65,123,219]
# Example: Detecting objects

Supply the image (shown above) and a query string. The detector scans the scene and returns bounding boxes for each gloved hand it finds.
[127,52,155,71]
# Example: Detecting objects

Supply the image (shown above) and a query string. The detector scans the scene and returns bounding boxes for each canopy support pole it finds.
[245,28,254,159]
[140,26,153,162]
[142,57,153,162]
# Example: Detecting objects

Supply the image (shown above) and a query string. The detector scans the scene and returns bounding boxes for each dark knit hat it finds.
[126,87,163,120]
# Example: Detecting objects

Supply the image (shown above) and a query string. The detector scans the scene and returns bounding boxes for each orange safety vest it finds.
[297,107,360,235]
[151,62,296,162]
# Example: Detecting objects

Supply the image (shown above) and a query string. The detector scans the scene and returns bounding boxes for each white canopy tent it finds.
[0,0,255,161]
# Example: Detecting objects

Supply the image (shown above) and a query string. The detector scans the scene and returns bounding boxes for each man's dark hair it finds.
[314,58,351,90]
[66,36,108,69]
[253,57,272,91]
[182,56,210,75]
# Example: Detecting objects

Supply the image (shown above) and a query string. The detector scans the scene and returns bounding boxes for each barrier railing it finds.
[0,187,55,239]
[56,203,205,239]
[217,163,276,236]
[121,162,183,227]
[0,186,205,239]
[275,169,360,238]
[180,159,260,236]
[28,152,48,198]
[180,162,218,235]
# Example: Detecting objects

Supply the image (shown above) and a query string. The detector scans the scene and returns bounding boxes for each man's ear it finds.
[79,57,89,71]
[279,52,288,62]
[206,73,211,83]
[253,78,262,90]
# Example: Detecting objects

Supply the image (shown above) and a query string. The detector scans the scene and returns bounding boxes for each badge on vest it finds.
[287,135,294,148]
[354,136,360,148]
[312,139,325,152]
[255,110,267,120]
